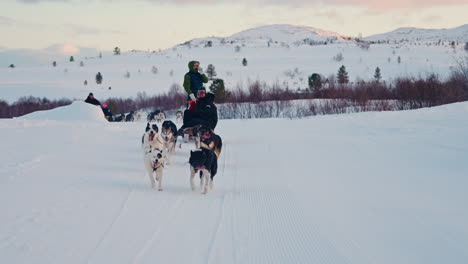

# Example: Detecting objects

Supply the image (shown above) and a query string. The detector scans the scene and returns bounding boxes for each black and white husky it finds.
[144,147,165,191]
[189,148,218,194]
[161,120,178,164]
[142,123,165,153]
[142,123,166,190]
[196,125,223,157]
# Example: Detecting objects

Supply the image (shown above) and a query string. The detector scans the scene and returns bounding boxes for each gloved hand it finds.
[198,67,203,74]
[189,93,196,101]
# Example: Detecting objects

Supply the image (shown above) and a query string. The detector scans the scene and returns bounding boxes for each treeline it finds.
[2,71,467,119]
[221,73,468,109]
[0,97,72,118]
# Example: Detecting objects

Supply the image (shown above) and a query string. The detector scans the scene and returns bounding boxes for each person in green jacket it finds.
[183,61,209,103]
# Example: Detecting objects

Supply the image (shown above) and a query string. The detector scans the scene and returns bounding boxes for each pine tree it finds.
[374,67,382,83]
[84,80,88,85]
[96,72,103,84]
[52,61,57,67]
[205,41,213,47]
[397,56,401,64]
[124,71,130,78]
[206,64,217,80]
[99,52,102,59]
[9,64,15,68]
[242,58,248,66]
[308,73,322,92]
[209,78,230,103]
[113,47,121,55]
[80,61,84,67]
[337,65,349,84]
[151,66,158,74]
[69,56,74,62]
[465,42,468,52]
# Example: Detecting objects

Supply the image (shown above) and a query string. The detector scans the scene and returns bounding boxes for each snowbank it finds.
[18,101,107,122]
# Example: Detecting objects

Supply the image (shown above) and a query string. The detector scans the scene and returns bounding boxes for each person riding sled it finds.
[183,61,209,105]
[178,88,218,135]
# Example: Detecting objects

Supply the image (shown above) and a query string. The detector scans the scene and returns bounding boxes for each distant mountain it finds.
[365,24,468,42]
[0,44,104,67]
[179,24,349,48]
[229,24,347,43]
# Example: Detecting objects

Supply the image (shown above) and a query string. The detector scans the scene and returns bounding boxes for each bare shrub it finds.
[333,52,344,62]
[0,97,72,118]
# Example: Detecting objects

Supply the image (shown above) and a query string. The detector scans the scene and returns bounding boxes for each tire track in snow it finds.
[130,195,185,264]
[86,185,135,264]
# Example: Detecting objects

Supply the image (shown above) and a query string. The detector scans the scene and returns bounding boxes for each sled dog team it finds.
[142,120,222,194]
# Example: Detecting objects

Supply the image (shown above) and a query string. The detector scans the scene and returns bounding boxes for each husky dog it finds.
[125,111,135,122]
[175,110,184,125]
[189,148,218,194]
[113,113,126,122]
[144,147,166,191]
[147,110,166,123]
[134,111,143,121]
[196,125,223,157]
[142,123,165,154]
[160,120,178,164]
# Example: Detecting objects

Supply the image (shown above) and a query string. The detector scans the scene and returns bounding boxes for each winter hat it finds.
[197,87,206,97]
[89,92,94,96]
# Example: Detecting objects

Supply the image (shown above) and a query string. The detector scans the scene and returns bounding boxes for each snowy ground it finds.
[1,41,467,103]
[1,102,467,263]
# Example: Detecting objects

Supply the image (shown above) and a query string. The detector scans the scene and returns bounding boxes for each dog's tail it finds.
[215,135,222,157]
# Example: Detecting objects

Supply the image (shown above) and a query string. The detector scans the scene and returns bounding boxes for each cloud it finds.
[327,0,468,10]
[0,16,15,26]
[16,0,70,3]
[65,24,125,36]
[421,15,443,24]
[14,0,467,9]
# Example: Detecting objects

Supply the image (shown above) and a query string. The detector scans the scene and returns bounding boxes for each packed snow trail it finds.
[1,102,468,264]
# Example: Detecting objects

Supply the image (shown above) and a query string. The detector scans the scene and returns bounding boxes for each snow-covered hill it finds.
[181,24,347,48]
[1,24,468,103]
[1,102,468,263]
[365,24,468,42]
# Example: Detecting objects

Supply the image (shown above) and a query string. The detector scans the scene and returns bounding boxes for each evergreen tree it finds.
[124,71,130,78]
[374,67,382,83]
[9,64,15,68]
[242,58,248,66]
[308,73,322,92]
[209,78,230,103]
[205,41,213,47]
[99,52,102,59]
[397,56,401,64]
[113,47,121,55]
[337,65,349,84]
[53,61,57,67]
[206,64,217,80]
[84,80,88,85]
[465,42,468,52]
[69,56,74,62]
[80,61,84,67]
[96,72,103,84]
[151,66,158,74]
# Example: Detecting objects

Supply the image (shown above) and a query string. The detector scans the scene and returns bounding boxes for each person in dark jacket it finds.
[179,90,218,134]
[101,102,113,121]
[84,93,101,106]
[183,61,209,104]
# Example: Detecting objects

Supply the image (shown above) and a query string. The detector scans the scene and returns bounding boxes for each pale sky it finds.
[1,0,467,52]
